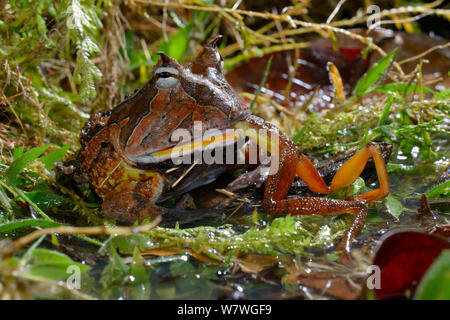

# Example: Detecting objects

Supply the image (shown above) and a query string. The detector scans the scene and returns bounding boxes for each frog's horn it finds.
[156,52,182,69]
[192,35,223,72]
[205,35,223,49]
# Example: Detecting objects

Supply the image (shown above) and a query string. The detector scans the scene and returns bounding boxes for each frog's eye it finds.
[155,67,180,89]
[158,72,173,78]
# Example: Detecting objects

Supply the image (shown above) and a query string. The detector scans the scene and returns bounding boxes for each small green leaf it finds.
[329,177,366,199]
[354,48,399,96]
[6,145,50,185]
[21,191,68,210]
[316,225,332,243]
[384,194,403,219]
[27,249,89,281]
[415,250,450,300]
[30,248,74,263]
[378,95,393,126]
[8,184,53,221]
[100,244,129,299]
[0,219,64,233]
[427,181,450,200]
[39,144,70,171]
[110,234,152,254]
[326,253,339,262]
[130,248,151,300]
[13,147,24,159]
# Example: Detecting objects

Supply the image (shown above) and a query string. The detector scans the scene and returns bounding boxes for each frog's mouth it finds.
[139,129,242,164]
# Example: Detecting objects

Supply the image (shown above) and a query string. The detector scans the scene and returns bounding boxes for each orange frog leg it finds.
[245,117,390,258]
[264,142,390,257]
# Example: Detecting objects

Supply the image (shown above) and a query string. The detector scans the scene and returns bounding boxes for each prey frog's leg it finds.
[261,131,368,257]
[226,137,271,191]
[236,115,389,257]
[226,164,271,191]
[329,141,390,202]
[295,143,390,201]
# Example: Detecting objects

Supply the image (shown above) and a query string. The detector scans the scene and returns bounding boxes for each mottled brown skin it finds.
[81,111,168,221]
[80,36,390,259]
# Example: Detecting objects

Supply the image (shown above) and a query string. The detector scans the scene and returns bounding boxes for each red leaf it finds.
[372,230,450,299]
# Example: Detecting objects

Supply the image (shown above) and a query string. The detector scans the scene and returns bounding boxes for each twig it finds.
[222,201,246,223]
[98,159,123,188]
[7,216,162,253]
[249,55,273,111]
[0,91,24,106]
[172,159,198,188]
[399,42,450,65]
[326,0,347,24]
[368,13,428,31]
[136,0,405,75]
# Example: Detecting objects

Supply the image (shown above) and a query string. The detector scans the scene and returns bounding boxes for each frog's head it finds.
[108,35,250,165]
[151,35,248,121]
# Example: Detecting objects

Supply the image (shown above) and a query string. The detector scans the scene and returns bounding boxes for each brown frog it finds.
[80,36,390,258]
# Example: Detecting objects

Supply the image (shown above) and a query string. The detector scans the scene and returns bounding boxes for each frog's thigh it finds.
[102,180,166,223]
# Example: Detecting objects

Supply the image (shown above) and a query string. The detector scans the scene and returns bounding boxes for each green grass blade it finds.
[6,145,50,185]
[378,94,394,126]
[39,144,70,171]
[415,250,450,300]
[427,180,450,200]
[354,48,399,96]
[13,146,24,159]
[0,219,64,233]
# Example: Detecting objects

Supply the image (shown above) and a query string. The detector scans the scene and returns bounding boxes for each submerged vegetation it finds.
[0,0,449,299]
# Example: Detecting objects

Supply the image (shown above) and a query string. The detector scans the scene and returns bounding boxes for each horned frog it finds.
[79,36,390,257]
